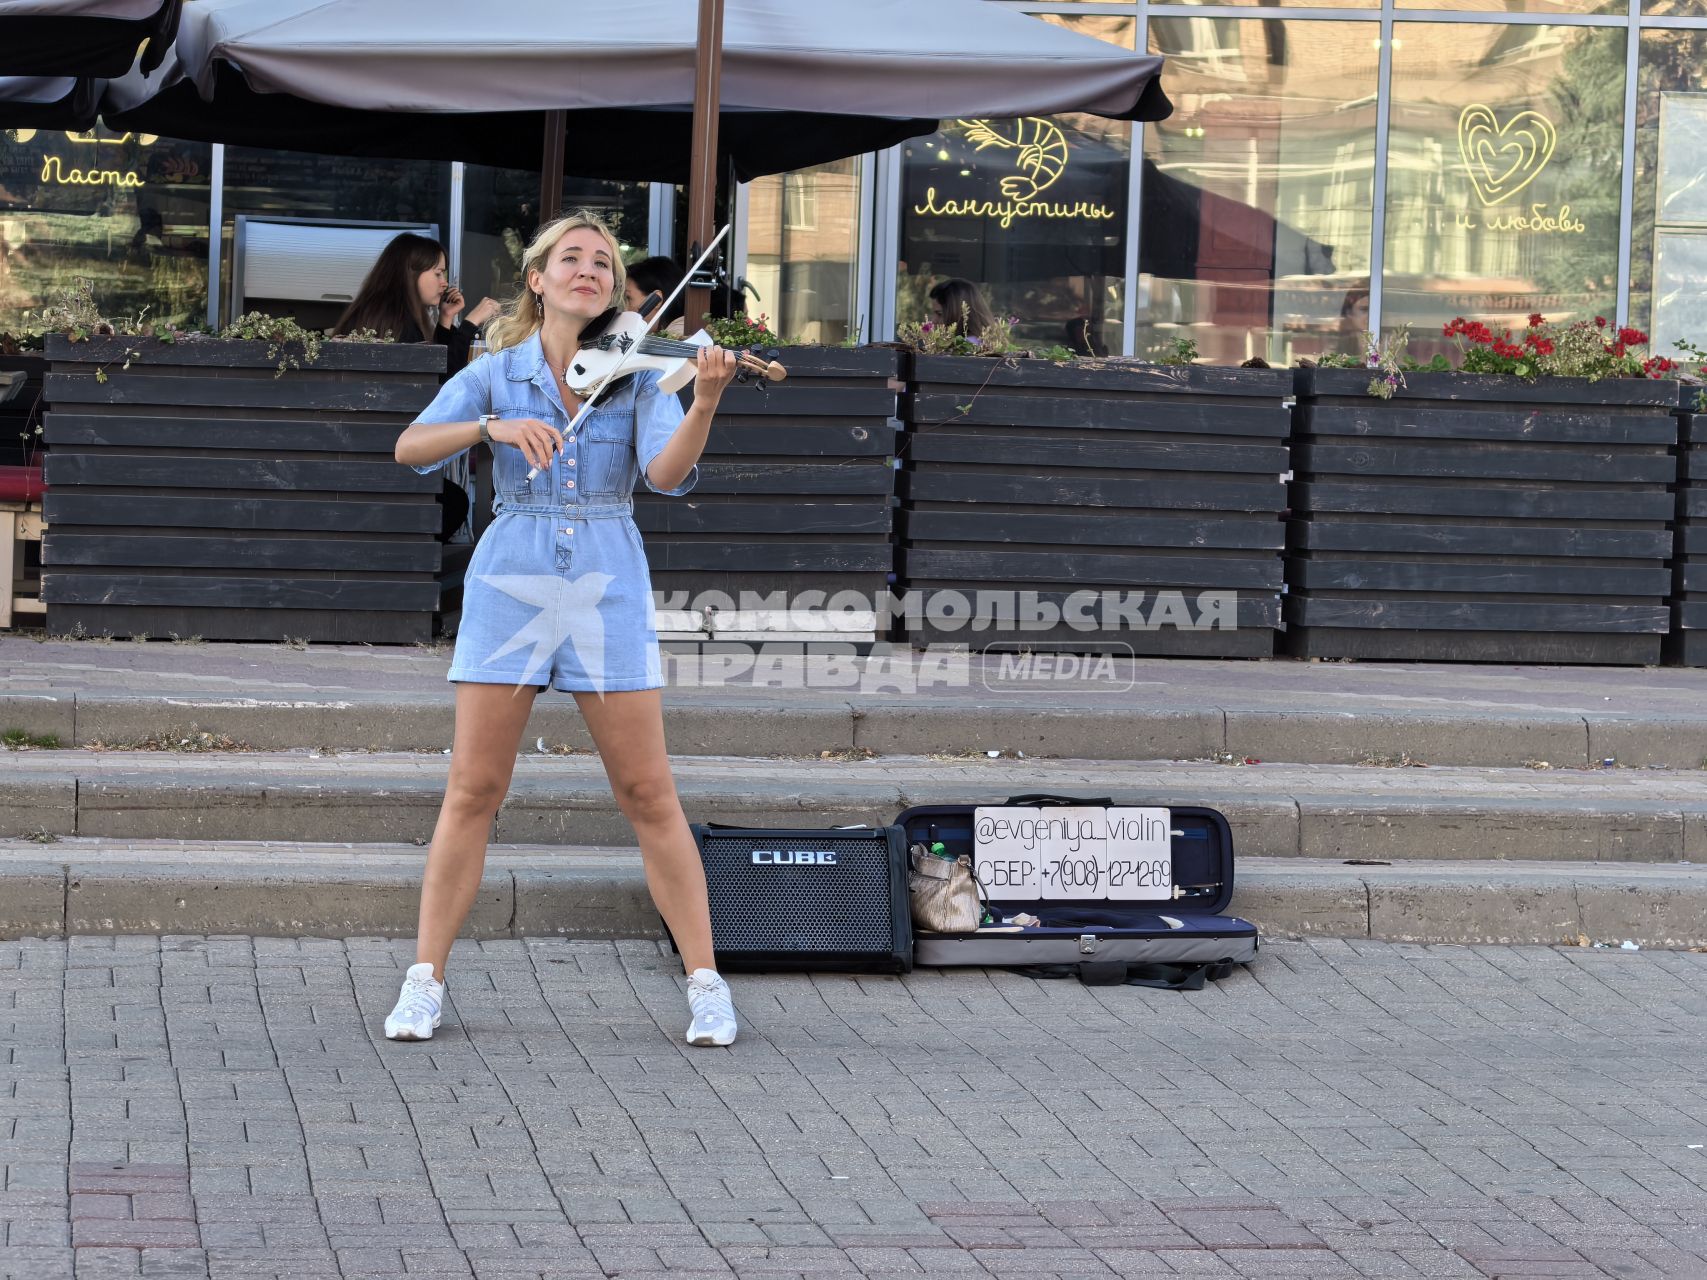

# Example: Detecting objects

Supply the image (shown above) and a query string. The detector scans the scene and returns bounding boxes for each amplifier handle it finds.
[1003,793,1115,808]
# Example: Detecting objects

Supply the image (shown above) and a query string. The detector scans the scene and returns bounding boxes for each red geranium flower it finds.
[1618,327,1646,348]
[1528,313,1544,328]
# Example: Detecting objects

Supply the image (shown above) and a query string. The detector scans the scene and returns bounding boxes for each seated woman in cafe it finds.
[332,232,501,375]
[928,276,995,341]
[623,255,688,337]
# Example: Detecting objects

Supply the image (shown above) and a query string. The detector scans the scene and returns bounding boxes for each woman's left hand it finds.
[438,286,466,328]
[693,344,739,406]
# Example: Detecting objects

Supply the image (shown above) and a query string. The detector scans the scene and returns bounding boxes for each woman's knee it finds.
[443,770,510,818]
[614,774,681,827]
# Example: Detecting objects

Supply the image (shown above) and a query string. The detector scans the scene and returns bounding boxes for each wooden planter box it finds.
[40,335,446,643]
[1289,368,1678,664]
[1666,403,1707,667]
[634,345,899,645]
[0,354,45,469]
[899,356,1290,656]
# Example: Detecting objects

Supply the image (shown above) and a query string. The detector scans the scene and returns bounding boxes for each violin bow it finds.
[527,224,732,480]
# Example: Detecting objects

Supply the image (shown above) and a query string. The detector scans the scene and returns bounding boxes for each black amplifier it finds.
[687,824,913,973]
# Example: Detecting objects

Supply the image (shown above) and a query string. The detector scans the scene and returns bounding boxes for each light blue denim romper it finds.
[408,331,697,693]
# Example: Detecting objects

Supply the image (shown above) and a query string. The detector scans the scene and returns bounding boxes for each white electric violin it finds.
[526,224,782,479]
[566,310,785,398]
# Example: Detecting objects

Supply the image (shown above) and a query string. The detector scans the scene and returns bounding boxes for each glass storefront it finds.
[4,1,1707,357]
[0,125,210,330]
[1383,23,1625,351]
[1140,18,1378,365]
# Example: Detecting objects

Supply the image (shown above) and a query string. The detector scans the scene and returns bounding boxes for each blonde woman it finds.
[388,211,740,1046]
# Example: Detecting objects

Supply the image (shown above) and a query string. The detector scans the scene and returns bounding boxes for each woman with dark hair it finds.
[623,254,687,337]
[333,232,500,374]
[928,277,995,341]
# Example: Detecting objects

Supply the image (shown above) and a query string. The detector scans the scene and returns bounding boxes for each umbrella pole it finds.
[683,0,724,331]
[539,109,567,226]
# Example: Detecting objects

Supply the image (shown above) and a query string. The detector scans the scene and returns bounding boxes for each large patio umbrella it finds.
[0,75,101,130]
[101,0,1169,183]
[101,0,1169,319]
[0,0,181,77]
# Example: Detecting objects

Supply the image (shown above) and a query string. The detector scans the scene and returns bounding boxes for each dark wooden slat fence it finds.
[1288,368,1678,664]
[40,335,446,643]
[899,356,1290,656]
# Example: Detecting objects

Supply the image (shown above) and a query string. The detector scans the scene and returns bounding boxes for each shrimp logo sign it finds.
[911,118,1118,229]
[1457,105,1556,207]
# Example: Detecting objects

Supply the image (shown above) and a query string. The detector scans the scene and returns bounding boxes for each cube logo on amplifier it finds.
[690,825,913,973]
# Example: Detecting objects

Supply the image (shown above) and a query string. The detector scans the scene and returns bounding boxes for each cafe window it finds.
[1382,23,1625,348]
[897,13,1136,356]
[1139,19,1379,365]
[0,126,212,333]
[459,167,650,320]
[746,158,864,345]
[218,148,450,331]
[1630,32,1707,353]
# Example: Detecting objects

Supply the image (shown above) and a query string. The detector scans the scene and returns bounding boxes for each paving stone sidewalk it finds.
[3,936,1706,1279]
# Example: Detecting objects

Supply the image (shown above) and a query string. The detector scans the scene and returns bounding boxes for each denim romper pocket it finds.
[582,410,634,497]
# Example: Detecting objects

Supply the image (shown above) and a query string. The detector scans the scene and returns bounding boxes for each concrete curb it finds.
[1,843,1702,949]
[6,753,1707,862]
[9,689,1707,767]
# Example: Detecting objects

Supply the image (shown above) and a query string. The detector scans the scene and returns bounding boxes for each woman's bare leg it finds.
[416,681,540,980]
[573,688,715,974]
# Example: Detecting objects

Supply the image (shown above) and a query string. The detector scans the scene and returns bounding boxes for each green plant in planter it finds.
[897,318,977,356]
[1155,335,1198,366]
[219,312,324,376]
[702,312,780,349]
[1445,314,1678,382]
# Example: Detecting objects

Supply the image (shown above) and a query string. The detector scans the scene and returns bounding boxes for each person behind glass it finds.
[624,255,687,338]
[928,277,995,340]
[332,232,501,376]
[386,210,742,1048]
[1338,286,1371,353]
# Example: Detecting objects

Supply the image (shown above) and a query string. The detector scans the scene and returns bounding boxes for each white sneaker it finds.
[384,962,444,1041]
[685,969,737,1046]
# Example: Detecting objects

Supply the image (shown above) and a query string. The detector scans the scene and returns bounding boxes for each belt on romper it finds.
[492,501,634,520]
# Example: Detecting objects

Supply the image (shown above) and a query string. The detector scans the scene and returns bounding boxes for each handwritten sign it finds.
[973,806,1173,902]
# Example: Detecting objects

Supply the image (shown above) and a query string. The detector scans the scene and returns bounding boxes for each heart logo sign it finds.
[1457,105,1557,207]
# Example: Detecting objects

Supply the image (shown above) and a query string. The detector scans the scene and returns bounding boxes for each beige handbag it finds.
[908,845,987,933]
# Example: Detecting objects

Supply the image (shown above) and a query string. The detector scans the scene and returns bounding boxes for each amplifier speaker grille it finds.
[692,826,912,972]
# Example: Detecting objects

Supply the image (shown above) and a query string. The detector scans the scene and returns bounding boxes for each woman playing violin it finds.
[388,210,742,1048]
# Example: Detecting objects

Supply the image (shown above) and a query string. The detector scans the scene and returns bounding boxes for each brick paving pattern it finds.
[2,935,1705,1279]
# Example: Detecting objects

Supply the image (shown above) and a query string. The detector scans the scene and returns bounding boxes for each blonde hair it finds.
[484,210,628,355]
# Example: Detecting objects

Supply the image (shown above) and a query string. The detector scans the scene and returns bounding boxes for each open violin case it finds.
[895,792,1258,989]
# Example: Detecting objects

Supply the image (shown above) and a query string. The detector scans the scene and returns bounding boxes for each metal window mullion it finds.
[872,144,904,342]
[1368,5,1397,333]
[854,151,877,345]
[648,182,676,259]
[448,161,465,285]
[1124,4,1149,356]
[206,143,225,329]
[1617,0,1641,327]
[1148,4,1621,20]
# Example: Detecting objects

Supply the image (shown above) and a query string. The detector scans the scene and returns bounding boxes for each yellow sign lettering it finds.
[912,118,1117,226]
[40,154,144,189]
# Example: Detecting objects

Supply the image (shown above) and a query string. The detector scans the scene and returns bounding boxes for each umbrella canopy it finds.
[0,75,101,129]
[0,0,181,78]
[102,0,1170,183]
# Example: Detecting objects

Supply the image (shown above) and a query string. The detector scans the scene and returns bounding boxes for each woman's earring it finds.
[534,292,544,316]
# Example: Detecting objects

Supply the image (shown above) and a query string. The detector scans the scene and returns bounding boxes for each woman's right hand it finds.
[487,417,562,470]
